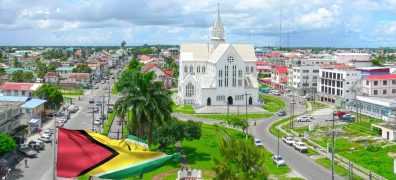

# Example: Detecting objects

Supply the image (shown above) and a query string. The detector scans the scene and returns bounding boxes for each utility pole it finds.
[277,129,280,157]
[242,92,251,139]
[99,94,107,129]
[89,107,96,132]
[331,112,335,180]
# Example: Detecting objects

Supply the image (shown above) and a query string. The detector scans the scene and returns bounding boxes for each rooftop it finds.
[0,96,29,102]
[0,101,21,113]
[56,67,75,71]
[4,68,33,75]
[274,66,288,73]
[21,99,46,109]
[365,74,396,80]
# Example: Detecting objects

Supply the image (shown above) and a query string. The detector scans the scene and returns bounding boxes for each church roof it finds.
[180,43,256,63]
[211,4,225,42]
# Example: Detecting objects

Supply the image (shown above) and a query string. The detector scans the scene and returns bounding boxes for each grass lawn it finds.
[143,124,291,179]
[102,111,116,136]
[260,94,286,112]
[111,85,119,95]
[61,88,84,96]
[172,104,196,114]
[314,158,362,179]
[260,84,270,89]
[311,102,328,110]
[196,113,273,120]
[270,116,297,137]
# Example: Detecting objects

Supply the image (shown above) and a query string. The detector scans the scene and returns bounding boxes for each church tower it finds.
[211,4,225,46]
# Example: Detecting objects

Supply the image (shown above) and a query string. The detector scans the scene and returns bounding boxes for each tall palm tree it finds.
[114,71,173,146]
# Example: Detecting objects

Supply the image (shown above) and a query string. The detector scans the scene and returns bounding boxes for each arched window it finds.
[251,66,254,73]
[185,82,194,97]
[184,65,188,73]
[190,65,193,72]
[197,66,200,73]
[202,66,206,73]
[227,56,235,63]
[246,66,249,73]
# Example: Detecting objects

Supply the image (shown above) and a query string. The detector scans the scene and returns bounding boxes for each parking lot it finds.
[292,104,350,128]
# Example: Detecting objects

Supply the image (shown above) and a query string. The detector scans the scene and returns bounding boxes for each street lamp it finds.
[331,111,336,180]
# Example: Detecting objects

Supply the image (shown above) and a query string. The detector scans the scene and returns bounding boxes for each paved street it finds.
[250,95,343,180]
[9,78,116,180]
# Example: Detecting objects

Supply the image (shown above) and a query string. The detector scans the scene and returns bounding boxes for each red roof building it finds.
[141,63,174,88]
[2,82,33,91]
[365,74,396,80]
[274,67,288,73]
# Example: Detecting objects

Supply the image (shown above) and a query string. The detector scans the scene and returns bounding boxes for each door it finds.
[207,98,211,106]
[249,97,253,105]
[227,96,233,105]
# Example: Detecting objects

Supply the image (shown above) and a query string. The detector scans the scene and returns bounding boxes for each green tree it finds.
[213,136,267,179]
[12,58,22,68]
[60,56,68,62]
[32,84,64,109]
[370,58,384,66]
[121,41,126,49]
[153,119,202,150]
[226,115,249,135]
[73,63,92,73]
[11,71,34,83]
[0,67,5,85]
[127,56,141,70]
[48,64,57,72]
[0,133,17,153]
[114,71,173,146]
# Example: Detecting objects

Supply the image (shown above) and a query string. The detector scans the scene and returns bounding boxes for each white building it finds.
[299,54,336,66]
[317,65,361,106]
[334,53,372,67]
[288,66,320,95]
[362,74,396,97]
[178,8,259,106]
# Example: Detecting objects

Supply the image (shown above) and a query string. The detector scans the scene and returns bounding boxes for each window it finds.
[393,89,396,94]
[383,80,387,86]
[197,66,200,73]
[22,91,26,96]
[189,65,193,72]
[366,81,369,86]
[303,70,309,73]
[227,56,235,63]
[374,81,378,86]
[184,66,188,73]
[383,89,387,94]
[232,66,237,87]
[313,70,319,73]
[250,66,254,73]
[218,80,222,87]
[246,66,249,73]
[202,66,206,73]
[219,70,223,78]
[185,82,194,97]
[238,70,242,77]
[238,79,242,86]
[313,83,317,86]
[225,66,229,87]
[373,90,378,95]
[393,80,396,85]
[337,74,340,79]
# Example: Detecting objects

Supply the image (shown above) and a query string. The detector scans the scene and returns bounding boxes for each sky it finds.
[0,0,396,47]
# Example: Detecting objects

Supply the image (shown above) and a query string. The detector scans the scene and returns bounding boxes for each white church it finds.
[178,7,259,107]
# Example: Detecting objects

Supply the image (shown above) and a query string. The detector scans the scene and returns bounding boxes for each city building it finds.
[361,74,396,97]
[44,72,60,84]
[356,67,390,76]
[298,54,336,66]
[60,73,90,88]
[334,53,372,67]
[142,63,174,89]
[56,66,75,78]
[316,64,361,106]
[0,100,24,133]
[288,66,320,95]
[2,82,42,97]
[178,7,258,106]
[271,66,288,91]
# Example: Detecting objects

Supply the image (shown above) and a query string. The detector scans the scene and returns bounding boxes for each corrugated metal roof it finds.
[0,96,29,102]
[21,99,46,109]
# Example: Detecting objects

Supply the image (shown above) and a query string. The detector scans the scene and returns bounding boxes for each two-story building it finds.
[271,66,288,91]
[142,63,174,88]
[56,67,75,78]
[44,72,60,84]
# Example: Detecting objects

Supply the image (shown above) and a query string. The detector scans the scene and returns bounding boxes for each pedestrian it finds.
[24,159,28,168]
[35,146,39,153]
[254,121,257,126]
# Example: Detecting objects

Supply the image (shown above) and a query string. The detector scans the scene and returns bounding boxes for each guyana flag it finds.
[56,128,180,179]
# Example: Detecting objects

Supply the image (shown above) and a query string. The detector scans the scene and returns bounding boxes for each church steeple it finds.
[211,3,225,45]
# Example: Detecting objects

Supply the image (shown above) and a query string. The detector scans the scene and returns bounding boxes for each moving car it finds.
[277,110,286,116]
[254,138,263,147]
[68,105,79,113]
[94,119,102,126]
[282,137,295,146]
[38,136,52,143]
[96,101,102,106]
[297,116,311,122]
[28,140,45,150]
[18,144,37,157]
[107,108,113,113]
[272,90,281,96]
[89,99,95,103]
[293,141,308,152]
[272,155,285,167]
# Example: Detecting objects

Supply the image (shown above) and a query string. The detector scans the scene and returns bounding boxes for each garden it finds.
[196,113,273,120]
[259,94,286,113]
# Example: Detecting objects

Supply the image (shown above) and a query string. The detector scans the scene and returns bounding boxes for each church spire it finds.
[211,3,225,44]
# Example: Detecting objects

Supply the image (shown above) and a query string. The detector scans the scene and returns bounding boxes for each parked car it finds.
[103,86,108,90]
[28,140,45,150]
[93,107,99,113]
[282,137,295,146]
[272,155,285,167]
[40,132,51,139]
[38,136,52,143]
[272,90,281,96]
[254,138,263,147]
[293,141,308,152]
[107,108,113,113]
[18,144,37,157]
[68,105,79,113]
[89,99,95,103]
[96,101,102,106]
[94,86,99,89]
[341,114,355,122]
[277,110,286,116]
[297,116,311,122]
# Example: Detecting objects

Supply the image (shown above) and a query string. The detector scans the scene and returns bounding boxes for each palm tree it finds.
[114,71,173,146]
[0,67,5,86]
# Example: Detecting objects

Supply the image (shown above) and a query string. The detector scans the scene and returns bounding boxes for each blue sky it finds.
[0,0,396,47]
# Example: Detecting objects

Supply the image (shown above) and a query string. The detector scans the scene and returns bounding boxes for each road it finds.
[250,95,343,180]
[10,78,116,180]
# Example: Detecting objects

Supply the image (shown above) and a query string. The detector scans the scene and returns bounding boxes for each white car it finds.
[272,155,286,167]
[38,136,52,143]
[254,138,263,147]
[297,116,311,122]
[293,141,308,152]
[282,137,295,146]
[94,119,102,126]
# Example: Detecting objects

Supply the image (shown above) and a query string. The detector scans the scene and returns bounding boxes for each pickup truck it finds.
[18,144,37,157]
[282,137,295,146]
[293,141,308,152]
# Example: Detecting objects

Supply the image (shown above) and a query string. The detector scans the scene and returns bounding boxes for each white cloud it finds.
[295,8,336,29]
